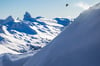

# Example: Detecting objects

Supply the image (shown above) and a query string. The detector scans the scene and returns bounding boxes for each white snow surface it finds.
[23,3,100,66]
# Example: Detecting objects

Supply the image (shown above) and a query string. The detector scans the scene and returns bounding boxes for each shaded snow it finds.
[0,51,37,66]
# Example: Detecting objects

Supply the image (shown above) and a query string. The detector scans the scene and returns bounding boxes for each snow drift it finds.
[24,3,100,66]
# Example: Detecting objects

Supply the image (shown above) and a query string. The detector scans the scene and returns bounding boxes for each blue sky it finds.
[0,0,100,19]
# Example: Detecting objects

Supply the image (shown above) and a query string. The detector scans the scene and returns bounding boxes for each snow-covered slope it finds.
[0,52,36,66]
[24,3,100,66]
[0,12,70,54]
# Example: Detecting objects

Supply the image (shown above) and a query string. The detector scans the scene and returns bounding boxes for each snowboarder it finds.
[66,3,69,7]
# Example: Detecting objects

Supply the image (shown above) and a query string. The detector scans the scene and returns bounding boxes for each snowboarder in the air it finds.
[66,3,69,7]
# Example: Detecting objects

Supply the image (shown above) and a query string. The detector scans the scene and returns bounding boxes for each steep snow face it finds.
[24,3,100,66]
[0,13,70,54]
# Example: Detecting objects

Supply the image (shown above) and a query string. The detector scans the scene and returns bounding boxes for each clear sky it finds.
[0,0,100,19]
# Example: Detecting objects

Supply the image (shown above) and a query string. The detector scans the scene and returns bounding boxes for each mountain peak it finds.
[24,12,32,19]
[0,16,14,25]
[6,16,14,22]
[23,12,32,21]
[23,12,37,22]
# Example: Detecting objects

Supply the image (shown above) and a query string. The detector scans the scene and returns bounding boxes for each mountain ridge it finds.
[0,12,70,54]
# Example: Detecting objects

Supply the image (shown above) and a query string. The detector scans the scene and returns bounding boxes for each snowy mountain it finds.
[0,2,100,66]
[0,12,70,54]
[23,3,100,66]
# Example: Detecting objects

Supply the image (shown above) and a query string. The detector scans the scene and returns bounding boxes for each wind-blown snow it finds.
[24,3,100,66]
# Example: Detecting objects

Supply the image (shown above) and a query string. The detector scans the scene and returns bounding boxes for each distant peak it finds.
[23,12,37,22]
[23,12,32,21]
[24,12,32,18]
[5,16,14,22]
